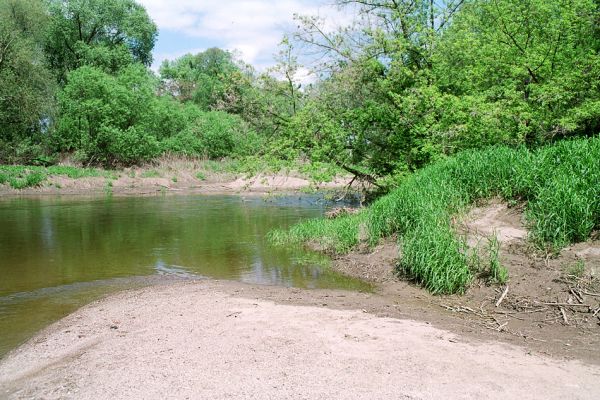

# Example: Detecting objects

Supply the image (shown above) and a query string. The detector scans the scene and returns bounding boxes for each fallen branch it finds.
[495,286,509,307]
[499,313,526,321]
[496,321,509,331]
[495,308,547,315]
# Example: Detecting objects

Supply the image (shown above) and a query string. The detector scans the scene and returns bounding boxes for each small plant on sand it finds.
[141,169,161,178]
[565,260,586,281]
[487,235,508,285]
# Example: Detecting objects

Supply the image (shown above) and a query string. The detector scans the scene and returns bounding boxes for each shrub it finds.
[161,111,262,159]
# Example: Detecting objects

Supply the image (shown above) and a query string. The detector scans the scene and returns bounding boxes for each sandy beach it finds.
[1,280,598,400]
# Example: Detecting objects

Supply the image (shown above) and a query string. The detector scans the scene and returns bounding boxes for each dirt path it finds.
[1,280,599,400]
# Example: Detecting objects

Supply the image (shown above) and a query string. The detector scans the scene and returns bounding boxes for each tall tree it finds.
[436,0,600,141]
[159,48,246,110]
[0,0,55,162]
[45,0,157,82]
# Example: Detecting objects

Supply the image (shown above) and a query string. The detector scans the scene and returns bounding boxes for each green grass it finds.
[271,136,600,294]
[564,260,586,281]
[269,212,367,254]
[0,165,110,189]
[141,169,161,178]
[486,235,508,285]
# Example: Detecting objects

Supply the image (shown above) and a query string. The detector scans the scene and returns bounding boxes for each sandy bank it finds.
[1,280,598,400]
[0,167,353,198]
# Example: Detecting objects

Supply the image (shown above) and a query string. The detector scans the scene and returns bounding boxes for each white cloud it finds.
[138,0,353,70]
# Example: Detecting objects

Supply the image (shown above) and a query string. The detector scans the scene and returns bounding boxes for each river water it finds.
[0,194,370,357]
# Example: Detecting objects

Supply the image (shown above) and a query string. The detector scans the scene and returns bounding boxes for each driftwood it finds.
[569,287,585,304]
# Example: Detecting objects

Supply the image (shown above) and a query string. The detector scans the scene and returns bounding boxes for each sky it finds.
[137,0,349,74]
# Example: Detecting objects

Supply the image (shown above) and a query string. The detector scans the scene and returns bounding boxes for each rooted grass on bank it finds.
[0,154,346,190]
[0,165,111,189]
[270,137,600,294]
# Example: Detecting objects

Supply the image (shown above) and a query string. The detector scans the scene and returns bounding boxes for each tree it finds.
[54,64,161,165]
[159,48,243,110]
[45,0,157,82]
[436,0,600,141]
[283,0,600,187]
[0,0,55,163]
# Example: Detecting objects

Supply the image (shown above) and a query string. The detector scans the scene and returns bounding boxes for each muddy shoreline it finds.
[326,201,600,364]
[2,182,599,397]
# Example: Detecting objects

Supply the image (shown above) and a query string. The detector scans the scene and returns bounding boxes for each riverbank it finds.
[325,200,600,363]
[1,279,599,400]
[0,158,353,197]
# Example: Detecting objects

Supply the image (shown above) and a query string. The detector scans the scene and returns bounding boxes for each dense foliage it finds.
[0,0,54,164]
[280,0,600,184]
[0,0,598,176]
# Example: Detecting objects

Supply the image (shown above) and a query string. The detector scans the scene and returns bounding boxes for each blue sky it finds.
[137,0,349,74]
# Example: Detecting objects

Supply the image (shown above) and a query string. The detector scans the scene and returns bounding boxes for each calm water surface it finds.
[0,194,370,357]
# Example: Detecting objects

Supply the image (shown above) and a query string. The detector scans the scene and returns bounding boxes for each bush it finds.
[103,126,160,165]
[53,64,164,166]
[161,111,262,159]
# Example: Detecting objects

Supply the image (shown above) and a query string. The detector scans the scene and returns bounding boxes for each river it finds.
[0,194,370,357]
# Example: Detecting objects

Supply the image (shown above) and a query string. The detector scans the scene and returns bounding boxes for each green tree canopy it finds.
[54,64,162,165]
[159,48,249,110]
[45,0,157,82]
[283,0,600,186]
[0,0,55,163]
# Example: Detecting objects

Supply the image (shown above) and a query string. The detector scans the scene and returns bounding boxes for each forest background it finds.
[0,0,598,190]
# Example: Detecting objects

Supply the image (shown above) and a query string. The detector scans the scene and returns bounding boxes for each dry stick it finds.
[501,313,526,321]
[560,307,569,325]
[496,308,547,315]
[540,302,590,307]
[495,285,509,307]
[496,321,509,331]
[570,287,584,304]
[581,290,600,297]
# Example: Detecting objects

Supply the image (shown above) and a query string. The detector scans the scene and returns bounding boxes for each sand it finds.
[1,280,598,400]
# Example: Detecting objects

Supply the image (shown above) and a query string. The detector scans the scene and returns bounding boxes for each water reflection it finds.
[0,194,370,357]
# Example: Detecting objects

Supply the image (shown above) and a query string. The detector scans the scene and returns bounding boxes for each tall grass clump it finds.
[268,212,367,254]
[271,136,600,294]
[525,139,600,250]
